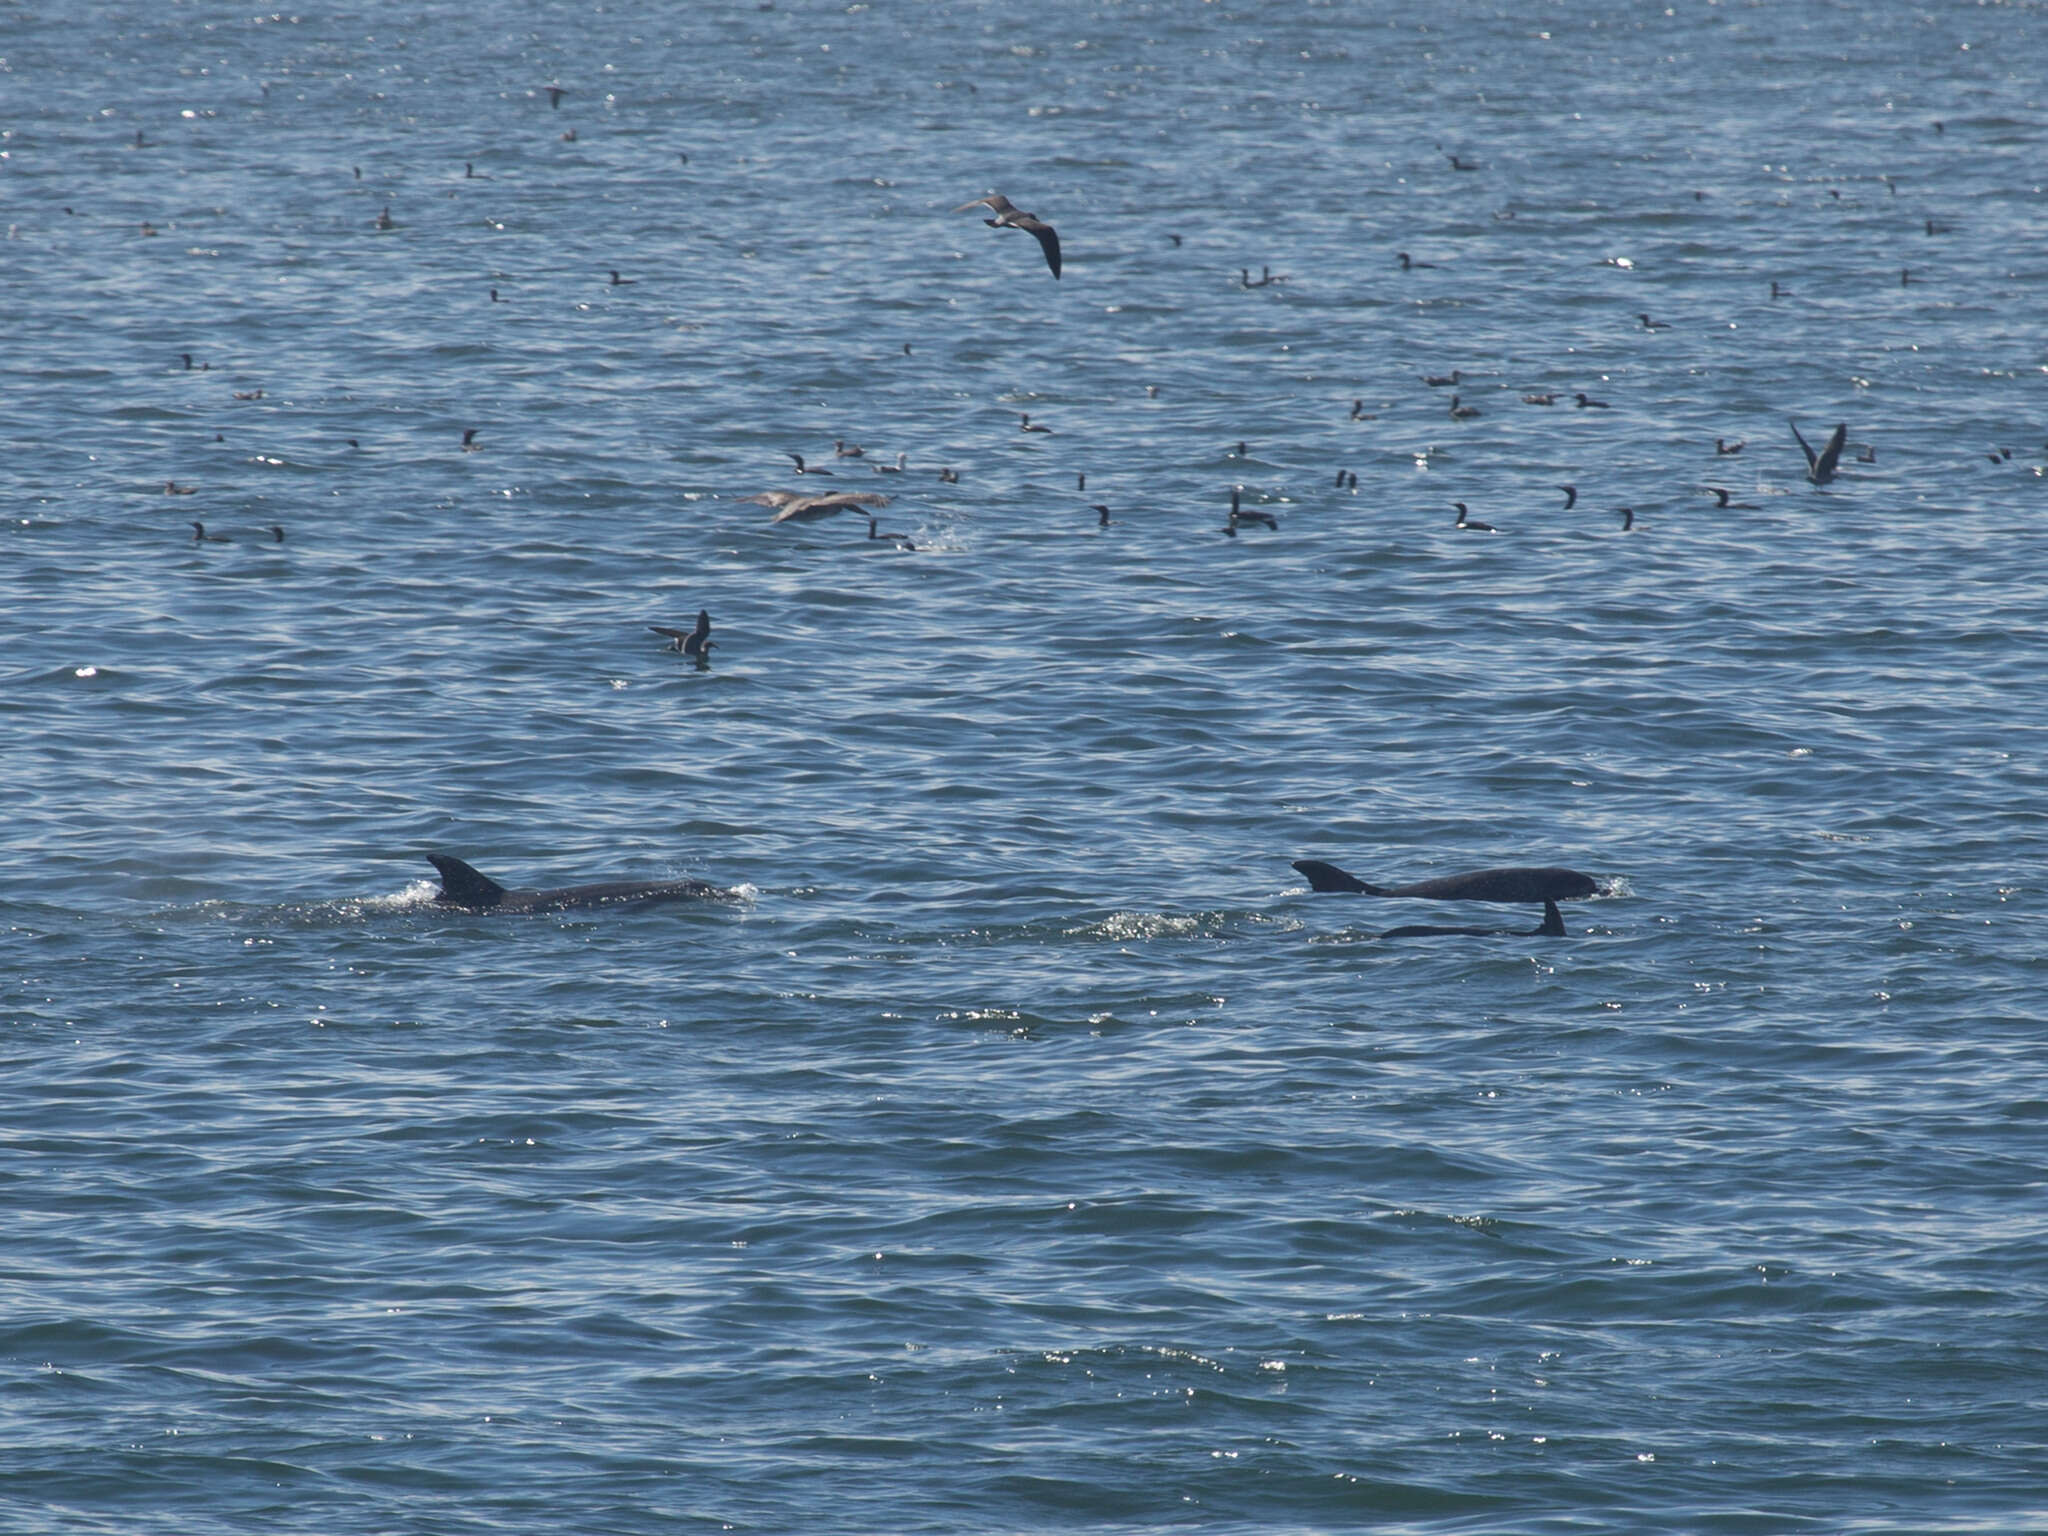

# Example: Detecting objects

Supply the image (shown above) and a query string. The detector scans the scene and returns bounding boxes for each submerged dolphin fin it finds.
[426,853,508,909]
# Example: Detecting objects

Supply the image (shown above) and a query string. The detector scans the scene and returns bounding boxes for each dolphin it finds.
[1379,902,1567,939]
[1292,859,1597,903]
[424,853,732,913]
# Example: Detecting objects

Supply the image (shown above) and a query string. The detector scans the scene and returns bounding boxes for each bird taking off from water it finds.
[954,193,1061,279]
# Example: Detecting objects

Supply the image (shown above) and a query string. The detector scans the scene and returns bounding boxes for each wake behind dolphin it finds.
[425,853,734,913]
[1292,858,1602,939]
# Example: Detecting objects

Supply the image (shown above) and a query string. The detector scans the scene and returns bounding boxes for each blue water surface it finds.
[5,1,2048,1530]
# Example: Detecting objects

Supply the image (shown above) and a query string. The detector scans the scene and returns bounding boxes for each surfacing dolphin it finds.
[424,853,734,913]
[1292,858,1600,939]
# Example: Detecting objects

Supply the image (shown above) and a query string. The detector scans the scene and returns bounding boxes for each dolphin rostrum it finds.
[425,853,732,913]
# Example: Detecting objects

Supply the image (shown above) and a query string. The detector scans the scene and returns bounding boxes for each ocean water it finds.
[6,1,2048,1530]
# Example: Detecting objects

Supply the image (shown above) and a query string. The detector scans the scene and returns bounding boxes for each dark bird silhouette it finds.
[461,428,481,451]
[1619,508,1635,531]
[1716,437,1745,455]
[1223,487,1278,534]
[1446,153,1481,171]
[610,270,634,285]
[190,521,229,543]
[785,451,833,475]
[954,193,1061,278]
[834,439,864,458]
[1574,393,1611,409]
[374,206,395,230]
[650,610,715,658]
[1396,251,1437,270]
[163,480,196,495]
[1453,502,1496,532]
[269,526,286,543]
[1422,370,1462,387]
[1092,504,1111,527]
[1638,313,1671,330]
[1019,413,1052,433]
[547,86,568,108]
[1558,484,1578,510]
[938,467,960,484]
[1790,419,1848,485]
[863,515,916,549]
[1448,395,1481,419]
[1706,486,1756,509]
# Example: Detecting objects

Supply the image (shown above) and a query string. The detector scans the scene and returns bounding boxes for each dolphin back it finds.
[427,853,510,909]
[1383,867,1597,903]
[1293,859,1382,894]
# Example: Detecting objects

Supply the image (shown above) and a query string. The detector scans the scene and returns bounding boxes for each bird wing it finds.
[1013,215,1061,278]
[742,491,803,509]
[954,194,1014,215]
[1816,423,1847,481]
[1789,418,1818,473]
[649,626,688,640]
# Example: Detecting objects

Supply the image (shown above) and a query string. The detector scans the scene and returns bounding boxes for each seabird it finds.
[874,452,907,474]
[610,270,633,285]
[1716,437,1745,455]
[190,521,229,543]
[1557,484,1578,510]
[1448,395,1481,419]
[1522,392,1557,405]
[1422,370,1463,387]
[1574,392,1611,409]
[1446,153,1481,171]
[1638,313,1671,330]
[1790,419,1847,485]
[650,610,714,658]
[163,480,196,495]
[461,428,481,451]
[1019,414,1052,433]
[1619,508,1635,531]
[1224,487,1278,533]
[748,489,890,524]
[269,526,285,542]
[938,467,960,484]
[1092,504,1111,527]
[1396,252,1437,270]
[834,439,865,458]
[374,206,394,230]
[1453,502,1496,532]
[954,193,1061,279]
[1077,472,1086,491]
[785,451,833,475]
[547,86,568,108]
[863,515,916,549]
[1706,486,1756,509]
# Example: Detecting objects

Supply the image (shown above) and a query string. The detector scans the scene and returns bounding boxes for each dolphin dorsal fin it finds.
[1293,859,1385,895]
[427,853,507,909]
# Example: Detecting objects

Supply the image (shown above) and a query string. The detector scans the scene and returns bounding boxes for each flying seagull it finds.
[1789,419,1847,485]
[954,193,1061,279]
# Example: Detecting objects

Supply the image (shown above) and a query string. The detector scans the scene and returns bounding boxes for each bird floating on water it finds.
[1716,437,1745,455]
[954,193,1061,279]
[1557,484,1578,510]
[1574,392,1611,409]
[650,610,715,659]
[1453,502,1496,532]
[1448,395,1481,420]
[1422,370,1463,388]
[1019,413,1052,434]
[785,451,832,475]
[190,521,229,543]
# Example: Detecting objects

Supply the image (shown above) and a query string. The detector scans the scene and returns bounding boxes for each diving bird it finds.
[1558,484,1578,510]
[1224,487,1278,533]
[863,514,916,549]
[1706,486,1756,509]
[1790,419,1848,484]
[1453,502,1495,532]
[954,193,1061,279]
[1619,508,1635,531]
[650,609,714,658]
